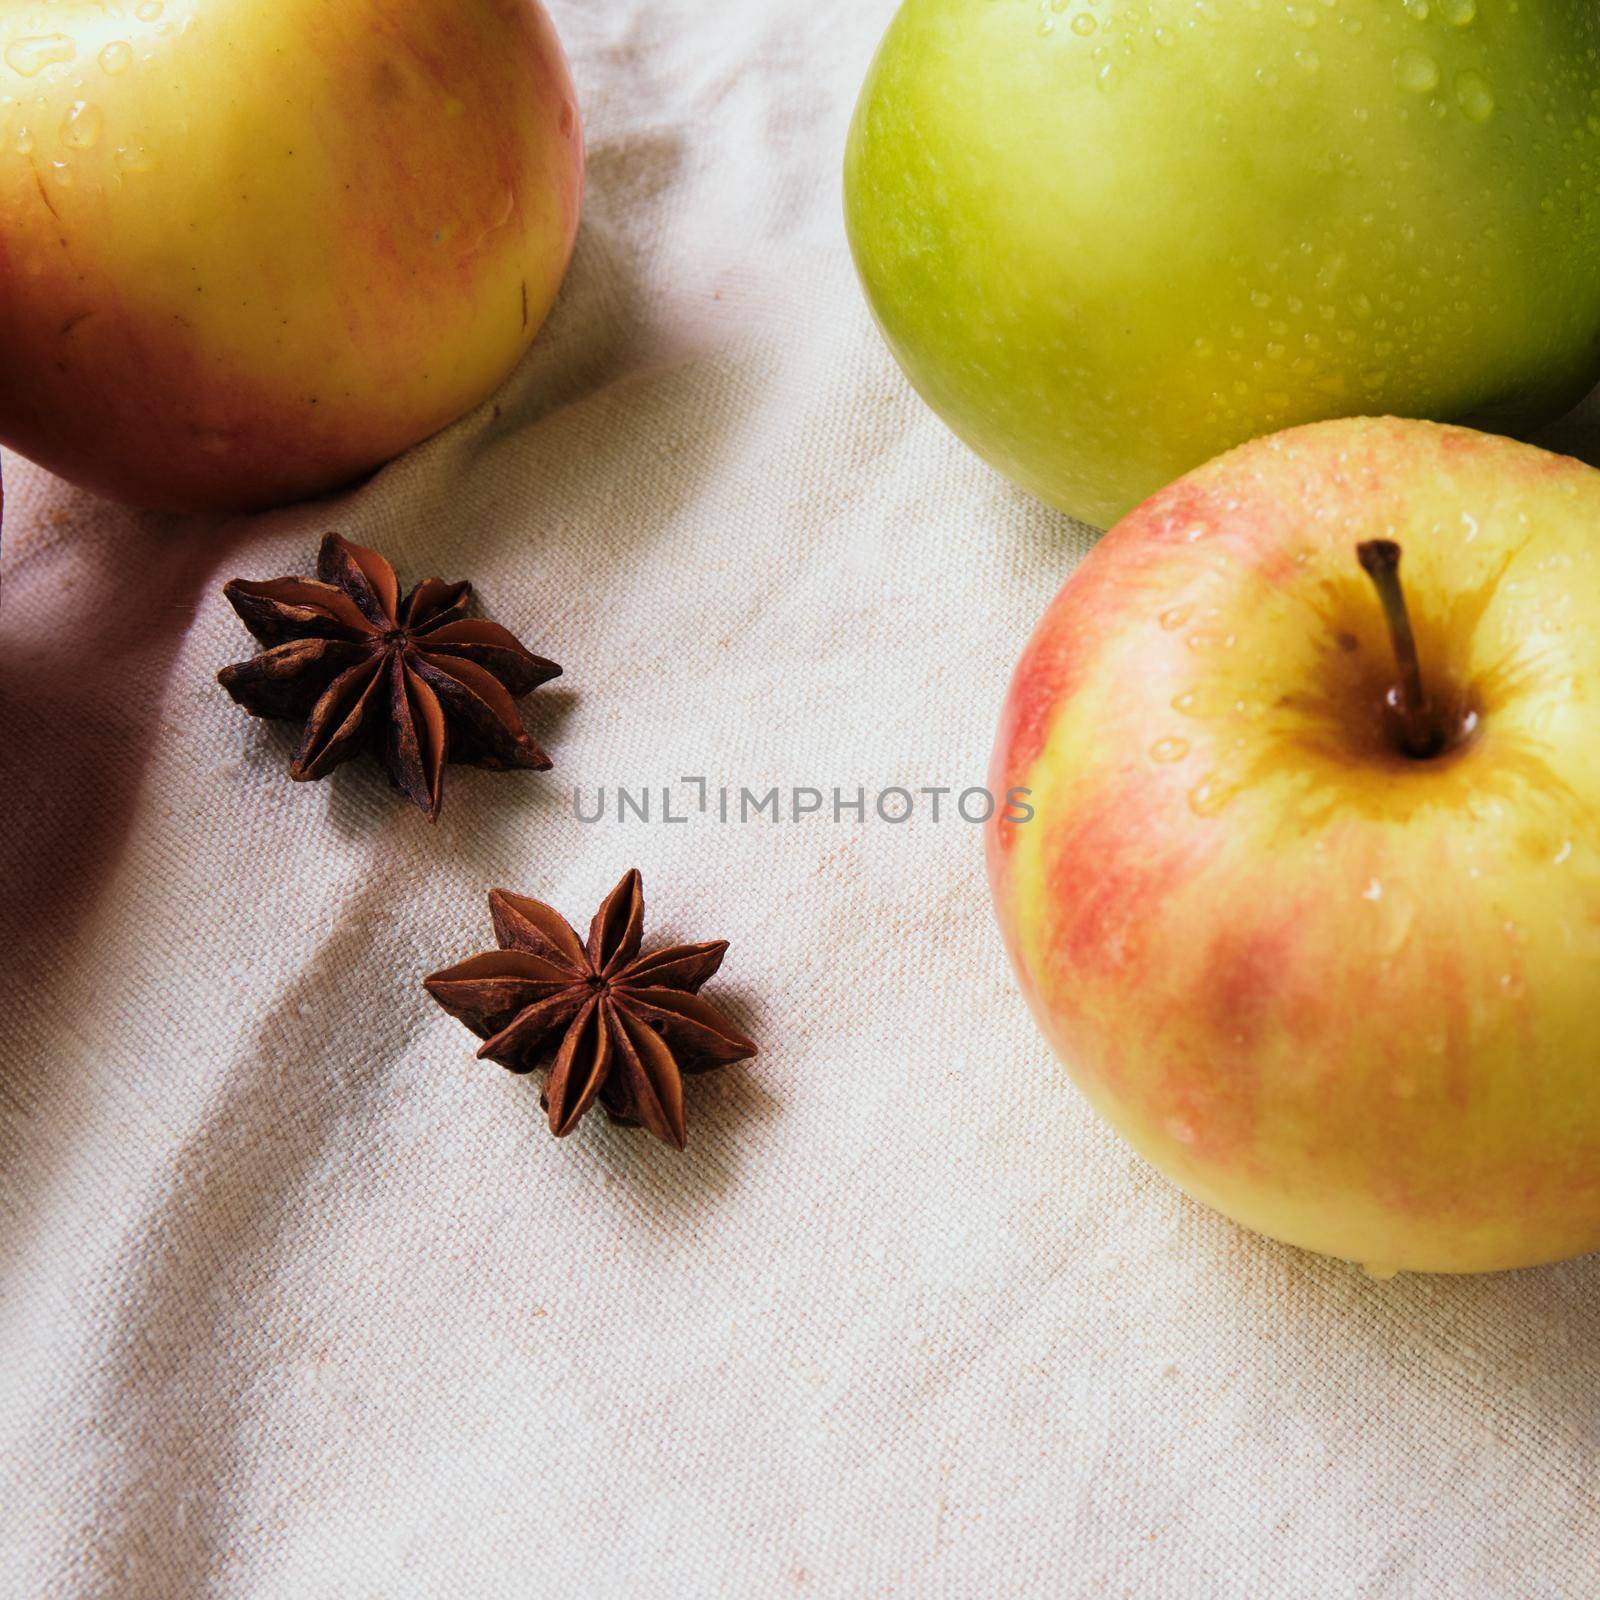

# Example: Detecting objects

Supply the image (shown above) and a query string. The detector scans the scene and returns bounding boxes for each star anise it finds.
[217,533,559,821]
[423,870,757,1149]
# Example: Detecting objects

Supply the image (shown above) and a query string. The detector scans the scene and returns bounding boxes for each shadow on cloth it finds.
[0,487,245,1015]
[50,882,410,1594]
[1218,1219,1600,1510]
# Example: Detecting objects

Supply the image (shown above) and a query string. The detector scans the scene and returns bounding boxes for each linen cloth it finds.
[3,2,1598,1594]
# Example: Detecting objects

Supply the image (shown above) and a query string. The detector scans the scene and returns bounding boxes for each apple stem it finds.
[1356,539,1440,759]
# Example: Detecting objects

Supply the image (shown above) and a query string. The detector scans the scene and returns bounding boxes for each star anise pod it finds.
[217,532,559,821]
[423,870,757,1150]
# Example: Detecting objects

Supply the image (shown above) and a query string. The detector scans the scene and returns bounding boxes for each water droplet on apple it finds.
[1159,606,1191,631]
[1071,12,1096,35]
[1394,50,1439,95]
[1362,1262,1400,1281]
[115,143,153,172]
[1440,0,1475,21]
[59,99,100,149]
[4,33,75,77]
[98,40,132,74]
[1188,777,1234,817]
[1166,1116,1197,1145]
[1456,70,1495,123]
[1150,737,1190,764]
[1362,878,1383,901]
[1553,839,1574,866]
[1498,972,1526,1001]
[13,125,33,154]
[134,0,163,18]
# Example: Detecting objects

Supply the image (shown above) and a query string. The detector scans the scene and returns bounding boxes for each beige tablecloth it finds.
[3,2,1598,1595]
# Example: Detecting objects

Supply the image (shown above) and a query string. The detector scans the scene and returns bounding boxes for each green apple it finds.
[844,0,1600,529]
[988,416,1600,1274]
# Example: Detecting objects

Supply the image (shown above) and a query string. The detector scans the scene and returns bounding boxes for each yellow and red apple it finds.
[0,0,582,512]
[989,417,1600,1274]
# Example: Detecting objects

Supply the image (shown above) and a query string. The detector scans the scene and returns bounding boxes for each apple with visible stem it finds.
[0,0,582,513]
[844,0,1600,529]
[987,416,1600,1275]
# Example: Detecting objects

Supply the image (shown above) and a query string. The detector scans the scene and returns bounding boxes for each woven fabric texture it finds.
[3,2,1598,1595]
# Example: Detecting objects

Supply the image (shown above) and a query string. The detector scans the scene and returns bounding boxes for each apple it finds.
[0,0,582,512]
[987,416,1600,1275]
[844,0,1600,530]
